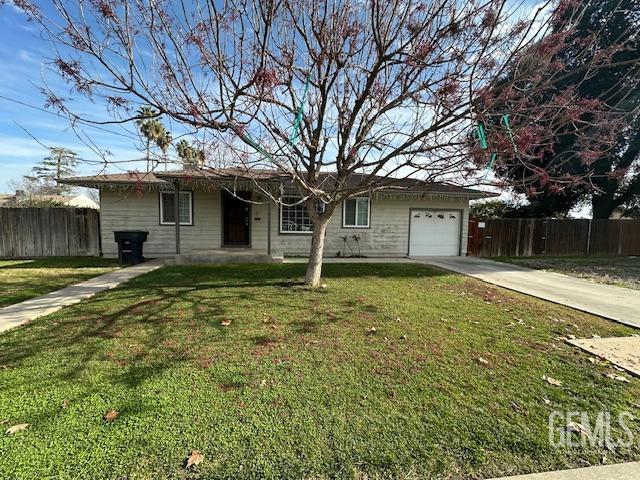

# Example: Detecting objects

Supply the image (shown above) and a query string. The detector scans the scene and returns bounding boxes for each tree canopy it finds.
[485,0,640,218]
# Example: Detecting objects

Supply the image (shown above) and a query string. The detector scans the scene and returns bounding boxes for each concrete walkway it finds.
[415,257,640,329]
[490,461,640,479]
[0,259,164,333]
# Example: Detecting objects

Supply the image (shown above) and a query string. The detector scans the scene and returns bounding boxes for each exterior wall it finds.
[99,187,469,258]
[271,195,469,258]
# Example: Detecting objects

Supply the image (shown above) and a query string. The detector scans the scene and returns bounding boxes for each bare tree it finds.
[6,0,631,285]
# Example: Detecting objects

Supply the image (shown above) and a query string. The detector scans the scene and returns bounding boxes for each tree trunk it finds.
[304,216,329,287]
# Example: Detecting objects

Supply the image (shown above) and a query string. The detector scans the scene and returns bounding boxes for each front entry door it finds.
[223,191,251,246]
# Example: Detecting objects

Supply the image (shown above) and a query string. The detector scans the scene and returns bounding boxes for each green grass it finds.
[0,263,639,479]
[0,257,119,307]
[494,256,640,290]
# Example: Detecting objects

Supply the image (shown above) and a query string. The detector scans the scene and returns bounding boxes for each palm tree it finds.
[135,106,162,171]
[156,129,172,171]
[176,139,204,169]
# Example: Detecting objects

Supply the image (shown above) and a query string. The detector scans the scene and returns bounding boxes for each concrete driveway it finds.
[414,257,640,329]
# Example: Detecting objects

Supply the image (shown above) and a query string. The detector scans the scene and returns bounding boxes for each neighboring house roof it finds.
[0,192,99,209]
[61,168,494,199]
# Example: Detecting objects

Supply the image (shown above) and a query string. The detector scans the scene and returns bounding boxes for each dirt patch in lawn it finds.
[497,256,640,290]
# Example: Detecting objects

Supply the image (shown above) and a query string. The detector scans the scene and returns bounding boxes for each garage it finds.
[409,209,462,256]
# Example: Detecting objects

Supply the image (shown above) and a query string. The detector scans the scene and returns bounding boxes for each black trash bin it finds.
[114,230,149,265]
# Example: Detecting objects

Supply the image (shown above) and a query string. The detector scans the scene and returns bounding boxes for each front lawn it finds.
[495,256,640,290]
[0,257,119,307]
[0,264,638,479]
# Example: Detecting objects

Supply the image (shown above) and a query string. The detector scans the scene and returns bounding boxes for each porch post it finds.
[267,201,272,255]
[174,180,181,254]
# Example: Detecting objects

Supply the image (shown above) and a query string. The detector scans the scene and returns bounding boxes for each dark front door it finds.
[223,191,251,246]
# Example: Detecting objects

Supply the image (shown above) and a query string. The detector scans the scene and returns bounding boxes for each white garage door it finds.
[409,210,461,256]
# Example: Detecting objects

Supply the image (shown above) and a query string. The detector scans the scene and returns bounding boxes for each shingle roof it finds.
[61,172,166,186]
[61,168,494,198]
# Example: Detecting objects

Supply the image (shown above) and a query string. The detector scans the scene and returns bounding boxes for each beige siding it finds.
[99,187,469,258]
[271,196,469,257]
[100,188,221,257]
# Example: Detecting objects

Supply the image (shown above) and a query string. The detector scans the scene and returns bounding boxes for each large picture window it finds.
[343,197,370,228]
[160,191,193,225]
[280,196,325,233]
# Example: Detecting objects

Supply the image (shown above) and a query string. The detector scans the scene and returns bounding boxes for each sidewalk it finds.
[490,461,640,479]
[0,259,164,333]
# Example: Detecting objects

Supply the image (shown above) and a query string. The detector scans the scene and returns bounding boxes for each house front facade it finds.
[63,170,491,260]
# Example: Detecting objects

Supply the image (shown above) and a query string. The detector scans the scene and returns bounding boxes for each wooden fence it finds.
[0,207,100,258]
[467,218,640,257]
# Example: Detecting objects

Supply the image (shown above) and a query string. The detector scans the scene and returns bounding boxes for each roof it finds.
[61,172,166,187]
[61,168,494,199]
[0,192,100,209]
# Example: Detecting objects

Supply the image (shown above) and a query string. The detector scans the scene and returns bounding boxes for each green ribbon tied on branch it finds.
[474,113,518,179]
[237,73,311,162]
[289,73,311,146]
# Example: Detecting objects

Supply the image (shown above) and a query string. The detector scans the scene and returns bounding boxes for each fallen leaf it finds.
[220,319,232,327]
[186,450,204,468]
[510,401,522,413]
[567,421,591,438]
[477,357,489,365]
[543,375,562,387]
[605,373,629,383]
[61,399,69,409]
[103,409,119,422]
[5,423,28,435]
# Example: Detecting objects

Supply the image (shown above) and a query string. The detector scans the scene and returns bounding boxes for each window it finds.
[343,197,370,228]
[280,196,325,233]
[160,191,193,225]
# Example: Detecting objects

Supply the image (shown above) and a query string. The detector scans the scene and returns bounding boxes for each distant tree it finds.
[27,147,79,194]
[470,200,508,219]
[620,197,640,218]
[156,130,173,170]
[176,140,204,169]
[135,106,171,171]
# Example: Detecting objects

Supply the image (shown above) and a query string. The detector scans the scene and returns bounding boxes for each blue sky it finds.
[0,5,147,192]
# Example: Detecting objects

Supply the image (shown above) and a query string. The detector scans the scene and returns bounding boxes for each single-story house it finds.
[62,169,492,260]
